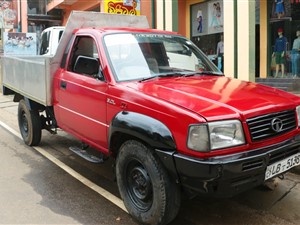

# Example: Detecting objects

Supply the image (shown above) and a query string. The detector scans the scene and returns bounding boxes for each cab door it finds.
[54,35,108,150]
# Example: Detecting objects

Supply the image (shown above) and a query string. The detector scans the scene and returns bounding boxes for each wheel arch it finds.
[108,111,176,156]
[13,94,45,111]
[108,112,180,183]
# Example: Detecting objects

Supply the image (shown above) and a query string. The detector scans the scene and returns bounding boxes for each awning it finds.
[27,14,62,23]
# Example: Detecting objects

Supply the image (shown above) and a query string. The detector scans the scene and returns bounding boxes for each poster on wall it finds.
[207,1,223,34]
[191,1,223,37]
[104,0,140,15]
[3,32,37,55]
[0,0,17,29]
[191,2,208,36]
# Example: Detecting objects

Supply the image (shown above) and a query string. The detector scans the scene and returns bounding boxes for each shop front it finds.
[269,0,300,78]
[190,1,224,72]
[13,0,300,81]
[174,0,300,81]
[179,0,257,81]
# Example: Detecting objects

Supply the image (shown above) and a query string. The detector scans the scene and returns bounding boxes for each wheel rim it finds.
[126,160,153,212]
[21,111,29,137]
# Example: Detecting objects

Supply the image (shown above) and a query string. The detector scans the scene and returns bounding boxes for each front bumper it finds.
[156,135,300,197]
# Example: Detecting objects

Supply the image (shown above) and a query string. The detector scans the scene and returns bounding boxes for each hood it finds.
[126,76,300,121]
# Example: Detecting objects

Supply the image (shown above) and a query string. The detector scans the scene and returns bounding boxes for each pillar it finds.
[223,0,236,78]
[156,0,164,30]
[21,0,28,32]
[237,0,256,82]
[260,0,268,78]
[155,0,178,32]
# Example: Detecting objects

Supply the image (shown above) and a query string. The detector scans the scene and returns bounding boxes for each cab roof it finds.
[73,27,179,36]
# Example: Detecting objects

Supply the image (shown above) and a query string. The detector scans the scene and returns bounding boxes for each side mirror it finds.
[73,55,99,76]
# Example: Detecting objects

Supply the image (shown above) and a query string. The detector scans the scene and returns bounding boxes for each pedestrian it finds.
[272,27,287,78]
[291,29,300,78]
[216,34,224,72]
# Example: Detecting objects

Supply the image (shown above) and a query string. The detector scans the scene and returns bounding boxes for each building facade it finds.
[153,0,300,81]
[14,0,300,81]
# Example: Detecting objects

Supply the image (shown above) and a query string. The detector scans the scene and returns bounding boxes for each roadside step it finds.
[69,146,104,163]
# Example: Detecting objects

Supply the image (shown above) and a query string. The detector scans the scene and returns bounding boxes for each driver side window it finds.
[67,36,100,78]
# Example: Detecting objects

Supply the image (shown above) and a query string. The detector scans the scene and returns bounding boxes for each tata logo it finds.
[271,118,283,132]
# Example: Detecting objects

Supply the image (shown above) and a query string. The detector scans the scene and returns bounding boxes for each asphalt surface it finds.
[0,95,136,225]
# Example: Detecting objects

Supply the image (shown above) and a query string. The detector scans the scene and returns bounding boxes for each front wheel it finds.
[116,140,181,225]
[18,99,42,146]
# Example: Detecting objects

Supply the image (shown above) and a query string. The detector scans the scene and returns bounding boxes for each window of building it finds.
[269,1,300,77]
[190,1,224,69]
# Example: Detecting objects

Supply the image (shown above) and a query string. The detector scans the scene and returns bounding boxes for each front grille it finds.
[247,110,296,142]
[242,159,264,171]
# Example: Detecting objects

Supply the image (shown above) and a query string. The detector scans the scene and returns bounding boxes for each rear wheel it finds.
[18,99,42,146]
[116,140,181,225]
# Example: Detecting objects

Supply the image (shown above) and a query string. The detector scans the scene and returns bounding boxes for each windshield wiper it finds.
[139,71,223,82]
[183,71,223,77]
[139,72,187,82]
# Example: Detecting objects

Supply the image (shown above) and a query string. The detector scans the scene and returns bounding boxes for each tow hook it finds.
[278,174,284,180]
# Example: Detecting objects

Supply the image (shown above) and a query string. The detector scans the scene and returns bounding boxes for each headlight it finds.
[187,120,245,152]
[296,106,300,127]
[187,125,209,152]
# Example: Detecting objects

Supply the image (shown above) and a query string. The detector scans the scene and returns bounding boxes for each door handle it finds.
[60,81,67,89]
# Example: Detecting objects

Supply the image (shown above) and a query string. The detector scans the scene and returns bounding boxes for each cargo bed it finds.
[1,11,149,106]
[2,55,52,105]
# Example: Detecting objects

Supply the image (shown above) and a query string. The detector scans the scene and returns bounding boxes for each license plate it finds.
[265,153,300,180]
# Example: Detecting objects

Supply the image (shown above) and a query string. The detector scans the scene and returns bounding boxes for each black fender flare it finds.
[109,111,176,151]
[109,111,179,182]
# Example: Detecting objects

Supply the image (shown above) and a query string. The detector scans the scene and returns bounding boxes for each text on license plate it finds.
[265,153,300,180]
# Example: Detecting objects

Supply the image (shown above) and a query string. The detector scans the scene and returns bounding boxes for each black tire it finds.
[18,99,42,146]
[116,140,181,225]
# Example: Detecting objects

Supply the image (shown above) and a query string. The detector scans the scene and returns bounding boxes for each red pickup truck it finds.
[2,12,300,225]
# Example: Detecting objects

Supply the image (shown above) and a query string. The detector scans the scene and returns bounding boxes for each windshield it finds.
[104,33,222,82]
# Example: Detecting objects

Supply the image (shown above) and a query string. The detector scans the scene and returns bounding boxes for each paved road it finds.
[0,95,136,225]
[0,94,300,225]
[0,126,137,224]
